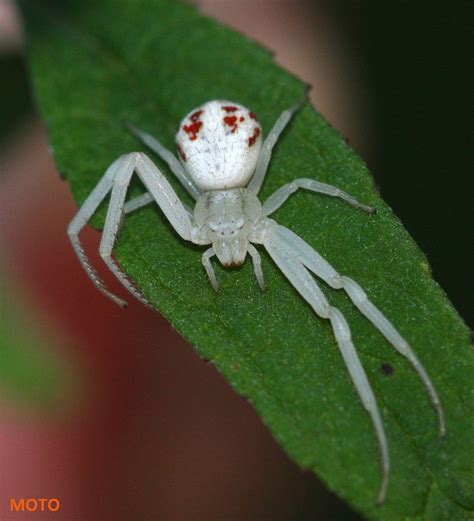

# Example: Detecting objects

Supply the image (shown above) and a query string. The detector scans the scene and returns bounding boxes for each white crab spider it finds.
[68,99,445,504]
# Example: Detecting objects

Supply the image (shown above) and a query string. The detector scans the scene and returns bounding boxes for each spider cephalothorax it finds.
[68,98,445,504]
[194,189,262,269]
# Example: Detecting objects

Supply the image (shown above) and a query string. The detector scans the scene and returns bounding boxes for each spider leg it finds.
[340,276,446,436]
[248,244,266,290]
[202,247,219,291]
[263,228,389,504]
[68,155,130,307]
[126,123,201,200]
[99,156,151,307]
[69,152,199,307]
[271,225,446,437]
[129,153,196,241]
[262,178,374,216]
[102,153,200,303]
[247,98,306,195]
[124,192,154,214]
[124,192,193,217]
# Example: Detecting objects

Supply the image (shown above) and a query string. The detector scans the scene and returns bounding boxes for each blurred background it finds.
[0,0,471,520]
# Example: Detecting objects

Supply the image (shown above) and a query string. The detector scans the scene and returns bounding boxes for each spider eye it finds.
[208,218,244,233]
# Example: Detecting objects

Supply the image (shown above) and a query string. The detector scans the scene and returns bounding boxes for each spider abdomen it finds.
[175,100,263,191]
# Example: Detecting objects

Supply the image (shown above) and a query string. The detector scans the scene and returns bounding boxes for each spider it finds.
[68,98,445,504]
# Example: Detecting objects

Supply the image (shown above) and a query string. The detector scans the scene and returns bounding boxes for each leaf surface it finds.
[19,1,473,518]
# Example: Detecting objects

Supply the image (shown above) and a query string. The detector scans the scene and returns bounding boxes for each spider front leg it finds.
[124,191,194,217]
[270,225,446,437]
[69,152,199,306]
[262,226,390,504]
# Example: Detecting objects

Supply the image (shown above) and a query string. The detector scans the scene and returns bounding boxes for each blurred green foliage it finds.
[0,276,72,411]
[0,54,66,411]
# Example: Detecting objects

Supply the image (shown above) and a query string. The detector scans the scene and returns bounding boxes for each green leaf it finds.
[19,1,473,518]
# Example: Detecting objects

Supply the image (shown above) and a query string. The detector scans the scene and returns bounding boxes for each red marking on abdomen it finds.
[239,116,245,122]
[183,121,202,140]
[183,110,204,140]
[248,127,261,146]
[190,110,203,122]
[176,143,187,161]
[249,112,258,121]
[222,105,238,112]
[224,115,238,133]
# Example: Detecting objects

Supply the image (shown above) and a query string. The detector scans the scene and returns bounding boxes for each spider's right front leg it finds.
[69,152,200,307]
